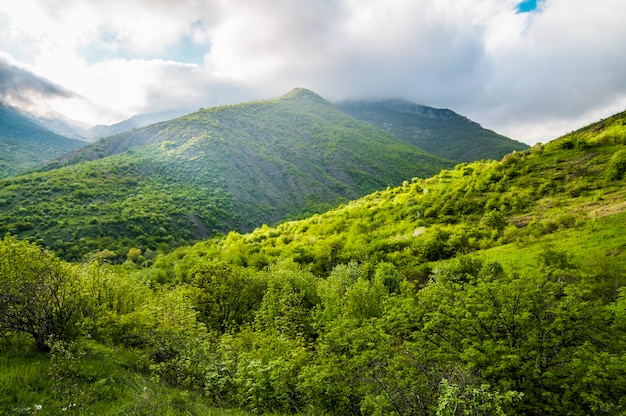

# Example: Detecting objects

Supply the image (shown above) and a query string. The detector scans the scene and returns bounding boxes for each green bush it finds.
[0,236,85,351]
[607,149,626,180]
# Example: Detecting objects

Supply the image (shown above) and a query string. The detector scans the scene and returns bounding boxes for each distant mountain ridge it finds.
[337,99,528,162]
[0,104,85,178]
[86,109,192,140]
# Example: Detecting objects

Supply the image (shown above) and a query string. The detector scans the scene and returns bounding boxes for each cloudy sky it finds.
[1,0,625,144]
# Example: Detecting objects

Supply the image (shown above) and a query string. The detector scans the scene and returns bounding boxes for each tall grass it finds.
[0,340,251,415]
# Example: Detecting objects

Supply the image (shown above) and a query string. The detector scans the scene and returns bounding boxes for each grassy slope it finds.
[337,99,529,162]
[0,343,250,415]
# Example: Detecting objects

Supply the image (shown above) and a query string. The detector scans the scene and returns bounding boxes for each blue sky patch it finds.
[79,25,209,65]
[160,35,208,65]
[517,0,538,13]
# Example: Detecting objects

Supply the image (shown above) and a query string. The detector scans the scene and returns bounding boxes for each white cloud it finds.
[0,0,625,143]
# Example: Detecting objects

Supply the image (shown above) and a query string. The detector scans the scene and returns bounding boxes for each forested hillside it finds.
[338,99,528,162]
[0,104,85,178]
[0,89,452,260]
[1,110,625,415]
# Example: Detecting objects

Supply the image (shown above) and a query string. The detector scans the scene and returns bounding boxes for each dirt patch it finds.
[575,197,626,219]
[187,213,209,239]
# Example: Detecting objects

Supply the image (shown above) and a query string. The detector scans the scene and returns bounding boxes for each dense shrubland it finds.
[1,231,625,414]
[143,111,626,285]
[1,110,626,414]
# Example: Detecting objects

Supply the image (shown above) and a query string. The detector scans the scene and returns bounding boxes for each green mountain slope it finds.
[124,110,626,414]
[337,98,529,162]
[0,104,85,178]
[1,110,626,416]
[148,109,626,278]
[0,89,452,260]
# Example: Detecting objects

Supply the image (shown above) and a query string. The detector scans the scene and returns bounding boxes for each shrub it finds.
[0,236,85,351]
[607,149,626,180]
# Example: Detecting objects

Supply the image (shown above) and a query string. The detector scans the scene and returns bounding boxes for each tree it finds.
[412,256,615,414]
[190,260,265,333]
[0,236,84,351]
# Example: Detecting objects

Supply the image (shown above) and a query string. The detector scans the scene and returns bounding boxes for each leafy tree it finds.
[0,236,84,351]
[480,209,508,231]
[413,257,615,414]
[190,260,265,333]
[254,259,320,339]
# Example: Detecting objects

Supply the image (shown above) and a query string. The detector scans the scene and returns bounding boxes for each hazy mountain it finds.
[1,88,453,259]
[86,109,192,140]
[30,109,192,141]
[0,104,86,178]
[336,99,528,162]
[28,111,92,139]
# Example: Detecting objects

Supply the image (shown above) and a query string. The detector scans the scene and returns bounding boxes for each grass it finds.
[0,350,50,414]
[445,210,626,278]
[0,339,253,416]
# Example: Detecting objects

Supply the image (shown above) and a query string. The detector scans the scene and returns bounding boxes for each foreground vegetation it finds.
[2,219,625,415]
[1,110,626,414]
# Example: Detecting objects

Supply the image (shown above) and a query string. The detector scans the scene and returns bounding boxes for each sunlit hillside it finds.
[0,89,453,260]
[2,109,625,415]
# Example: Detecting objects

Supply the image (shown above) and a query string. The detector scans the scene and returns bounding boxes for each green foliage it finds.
[190,261,265,334]
[607,149,626,180]
[436,379,523,416]
[0,236,85,351]
[412,256,623,414]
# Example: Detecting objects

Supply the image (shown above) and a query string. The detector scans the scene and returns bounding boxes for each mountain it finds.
[0,88,453,260]
[152,109,626,277]
[0,104,86,178]
[336,98,528,162]
[30,109,191,141]
[28,111,92,140]
[140,110,626,414]
[86,109,191,140]
[1,108,625,415]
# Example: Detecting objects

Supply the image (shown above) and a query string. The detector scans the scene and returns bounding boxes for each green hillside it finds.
[337,99,529,162]
[1,110,626,414]
[130,110,626,414]
[0,89,452,260]
[145,109,626,278]
[0,104,85,178]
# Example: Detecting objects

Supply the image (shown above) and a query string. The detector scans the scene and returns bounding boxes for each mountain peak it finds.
[280,88,328,103]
